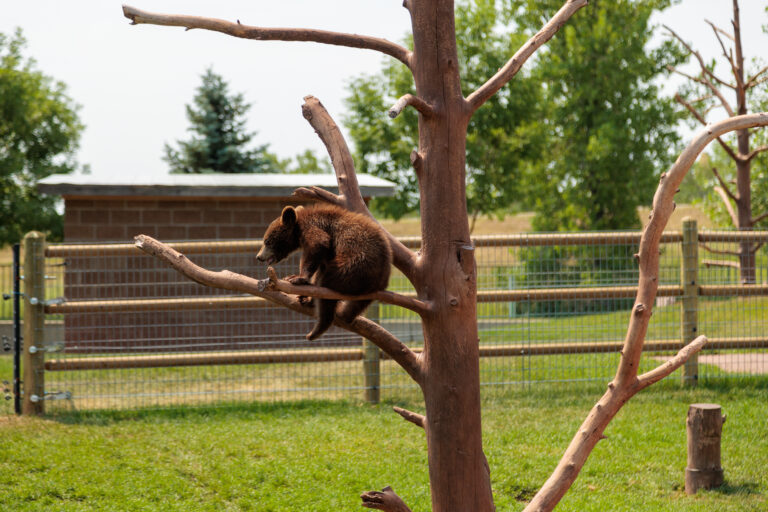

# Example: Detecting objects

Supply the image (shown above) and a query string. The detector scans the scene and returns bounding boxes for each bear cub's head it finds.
[256,206,303,265]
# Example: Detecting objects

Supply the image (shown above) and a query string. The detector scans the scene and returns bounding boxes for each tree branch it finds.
[746,64,768,89]
[298,96,419,282]
[703,259,740,269]
[388,94,434,119]
[134,234,424,383]
[664,25,735,91]
[361,486,413,512]
[292,185,343,206]
[121,5,412,69]
[710,166,738,201]
[704,19,735,42]
[688,94,713,104]
[714,186,740,226]
[524,112,768,512]
[465,0,588,113]
[619,112,768,403]
[301,96,367,214]
[674,94,740,161]
[701,242,741,257]
[636,335,708,391]
[752,211,768,225]
[749,75,768,89]
[264,267,431,316]
[744,145,768,162]
[704,20,742,89]
[667,66,735,116]
[731,0,746,94]
[392,406,426,429]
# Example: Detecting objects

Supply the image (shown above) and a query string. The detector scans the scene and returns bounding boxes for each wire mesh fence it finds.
[5,222,768,414]
[1,263,13,320]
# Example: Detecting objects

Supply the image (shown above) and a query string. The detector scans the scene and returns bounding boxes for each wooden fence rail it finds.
[44,337,768,372]
[20,220,768,412]
[44,283,768,315]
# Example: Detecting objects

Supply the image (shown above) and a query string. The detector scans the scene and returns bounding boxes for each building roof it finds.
[37,172,396,198]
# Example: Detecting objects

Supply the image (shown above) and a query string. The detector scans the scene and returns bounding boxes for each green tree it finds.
[344,0,546,221]
[512,0,684,231]
[0,28,83,246]
[164,68,278,173]
[676,153,714,205]
[286,149,332,174]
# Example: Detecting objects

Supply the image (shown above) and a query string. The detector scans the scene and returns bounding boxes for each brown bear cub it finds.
[256,204,392,340]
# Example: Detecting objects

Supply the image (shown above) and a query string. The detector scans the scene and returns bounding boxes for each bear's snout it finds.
[256,246,275,264]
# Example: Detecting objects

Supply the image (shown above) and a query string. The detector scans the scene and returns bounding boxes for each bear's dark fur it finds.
[256,204,392,340]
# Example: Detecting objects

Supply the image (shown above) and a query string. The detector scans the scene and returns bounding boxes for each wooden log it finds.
[685,403,725,494]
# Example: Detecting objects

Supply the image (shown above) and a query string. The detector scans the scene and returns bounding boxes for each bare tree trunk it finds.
[732,0,756,284]
[406,2,494,508]
[735,157,756,283]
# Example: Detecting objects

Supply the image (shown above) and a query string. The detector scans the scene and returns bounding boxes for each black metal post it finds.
[12,243,21,415]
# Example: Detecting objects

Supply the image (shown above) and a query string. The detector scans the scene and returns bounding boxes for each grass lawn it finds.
[0,381,765,511]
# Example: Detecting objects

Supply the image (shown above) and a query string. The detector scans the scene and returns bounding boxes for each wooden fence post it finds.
[681,218,699,386]
[363,302,381,404]
[685,403,725,494]
[22,231,46,415]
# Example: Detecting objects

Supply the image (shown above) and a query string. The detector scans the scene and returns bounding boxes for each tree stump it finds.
[685,403,725,494]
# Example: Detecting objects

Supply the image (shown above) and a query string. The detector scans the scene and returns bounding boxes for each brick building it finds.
[38,173,394,243]
[37,173,395,354]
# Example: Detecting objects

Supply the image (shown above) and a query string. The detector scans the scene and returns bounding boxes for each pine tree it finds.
[164,68,277,173]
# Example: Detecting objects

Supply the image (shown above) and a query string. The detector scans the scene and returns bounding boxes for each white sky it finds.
[1,1,766,178]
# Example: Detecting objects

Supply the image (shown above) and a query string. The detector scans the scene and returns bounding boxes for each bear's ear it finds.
[281,206,297,226]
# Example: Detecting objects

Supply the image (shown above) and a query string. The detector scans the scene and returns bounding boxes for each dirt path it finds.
[697,353,768,375]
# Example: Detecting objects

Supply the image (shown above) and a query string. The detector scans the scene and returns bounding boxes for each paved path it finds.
[698,353,768,375]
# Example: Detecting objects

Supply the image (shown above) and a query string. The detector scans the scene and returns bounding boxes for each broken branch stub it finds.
[360,486,413,512]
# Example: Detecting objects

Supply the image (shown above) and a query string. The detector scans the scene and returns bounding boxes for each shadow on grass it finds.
[500,483,538,502]
[50,398,368,426]
[43,375,768,425]
[710,481,762,496]
[698,375,768,391]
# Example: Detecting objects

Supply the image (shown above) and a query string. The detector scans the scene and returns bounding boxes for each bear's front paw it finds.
[297,295,313,306]
[286,275,310,286]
